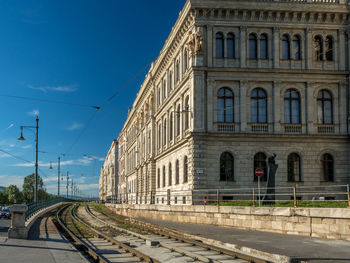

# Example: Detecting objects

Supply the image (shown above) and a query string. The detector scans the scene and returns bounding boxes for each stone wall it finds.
[106,204,350,241]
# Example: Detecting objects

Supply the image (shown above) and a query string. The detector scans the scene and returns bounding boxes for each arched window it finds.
[184,49,188,72]
[287,153,301,182]
[157,168,160,188]
[216,32,224,58]
[175,160,179,184]
[314,35,323,61]
[249,34,257,59]
[260,34,268,59]
[183,156,188,183]
[169,112,173,141]
[254,153,267,181]
[162,78,166,100]
[163,119,167,145]
[220,152,234,181]
[169,71,173,91]
[157,123,161,149]
[176,60,180,83]
[157,88,161,106]
[293,35,301,60]
[322,154,334,182]
[162,166,166,187]
[251,88,267,123]
[176,104,181,136]
[317,90,333,124]
[325,36,333,61]
[168,163,172,186]
[227,33,235,59]
[284,89,301,124]
[217,87,234,123]
[282,34,290,60]
[184,96,190,130]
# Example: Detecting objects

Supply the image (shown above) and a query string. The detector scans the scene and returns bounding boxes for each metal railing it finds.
[111,184,350,208]
[25,197,78,220]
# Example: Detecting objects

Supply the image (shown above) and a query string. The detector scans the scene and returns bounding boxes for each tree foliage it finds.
[22,173,45,203]
[6,185,22,204]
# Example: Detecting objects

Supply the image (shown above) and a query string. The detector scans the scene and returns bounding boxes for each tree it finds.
[22,173,45,203]
[6,185,22,204]
[0,191,8,205]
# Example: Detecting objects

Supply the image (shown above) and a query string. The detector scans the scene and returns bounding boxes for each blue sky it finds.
[0,0,186,197]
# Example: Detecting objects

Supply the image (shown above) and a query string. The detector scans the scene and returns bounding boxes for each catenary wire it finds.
[0,93,100,110]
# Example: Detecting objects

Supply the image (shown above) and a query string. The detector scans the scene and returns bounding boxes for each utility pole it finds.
[66,172,69,198]
[35,117,39,202]
[71,179,74,198]
[57,157,60,196]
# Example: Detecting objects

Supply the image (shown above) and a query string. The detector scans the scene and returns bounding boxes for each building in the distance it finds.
[114,0,350,205]
[99,167,105,201]
[101,140,118,202]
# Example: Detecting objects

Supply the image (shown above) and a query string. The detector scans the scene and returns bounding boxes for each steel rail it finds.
[71,204,160,263]
[89,205,271,263]
[56,204,108,263]
[85,205,221,263]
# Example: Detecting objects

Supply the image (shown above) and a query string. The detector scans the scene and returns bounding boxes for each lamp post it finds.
[66,171,69,199]
[49,156,61,196]
[18,116,39,202]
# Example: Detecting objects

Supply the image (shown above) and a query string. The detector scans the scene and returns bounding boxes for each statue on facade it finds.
[263,153,278,204]
[187,27,203,55]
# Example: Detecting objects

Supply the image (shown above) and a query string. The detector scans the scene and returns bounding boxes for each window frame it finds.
[284,89,301,124]
[217,87,234,123]
[220,152,234,182]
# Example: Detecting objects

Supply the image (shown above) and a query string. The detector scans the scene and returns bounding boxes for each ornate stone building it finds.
[115,0,350,204]
[100,140,118,202]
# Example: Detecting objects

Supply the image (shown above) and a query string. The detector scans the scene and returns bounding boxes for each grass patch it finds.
[209,200,348,208]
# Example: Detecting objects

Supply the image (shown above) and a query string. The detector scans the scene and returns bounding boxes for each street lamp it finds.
[18,116,39,202]
[49,157,61,197]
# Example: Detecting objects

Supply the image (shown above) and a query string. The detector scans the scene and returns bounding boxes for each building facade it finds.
[100,140,119,202]
[116,0,350,204]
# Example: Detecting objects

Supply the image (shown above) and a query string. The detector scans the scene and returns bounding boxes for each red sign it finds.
[255,168,264,177]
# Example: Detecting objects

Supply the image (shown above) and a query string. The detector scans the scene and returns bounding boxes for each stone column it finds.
[338,30,345,70]
[273,81,281,133]
[207,79,215,132]
[8,205,28,239]
[273,27,280,69]
[306,82,315,134]
[305,28,312,70]
[240,80,247,132]
[207,25,213,67]
[240,26,247,68]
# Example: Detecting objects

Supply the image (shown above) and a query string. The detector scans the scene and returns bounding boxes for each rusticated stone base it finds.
[106,204,350,241]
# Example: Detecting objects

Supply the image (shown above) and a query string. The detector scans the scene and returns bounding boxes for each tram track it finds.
[55,204,159,263]
[81,203,271,263]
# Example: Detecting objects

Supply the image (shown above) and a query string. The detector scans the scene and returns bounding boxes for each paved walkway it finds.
[0,211,86,263]
[137,217,350,263]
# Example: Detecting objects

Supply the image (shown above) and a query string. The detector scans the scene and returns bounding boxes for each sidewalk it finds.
[0,211,86,263]
[137,217,350,263]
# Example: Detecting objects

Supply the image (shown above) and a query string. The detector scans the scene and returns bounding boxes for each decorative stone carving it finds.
[187,27,203,55]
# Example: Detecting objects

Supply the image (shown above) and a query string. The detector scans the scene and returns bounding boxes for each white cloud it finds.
[6,124,14,130]
[0,175,24,189]
[28,84,77,93]
[27,109,39,116]
[78,184,99,191]
[12,156,102,168]
[20,144,32,149]
[66,122,83,131]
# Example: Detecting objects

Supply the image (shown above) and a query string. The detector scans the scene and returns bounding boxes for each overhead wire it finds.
[0,93,100,110]
[63,46,171,156]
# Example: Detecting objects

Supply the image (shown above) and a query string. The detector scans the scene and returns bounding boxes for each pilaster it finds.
[240,26,247,68]
[240,80,247,132]
[273,27,280,69]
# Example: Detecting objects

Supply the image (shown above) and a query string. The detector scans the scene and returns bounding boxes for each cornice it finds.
[193,7,349,25]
